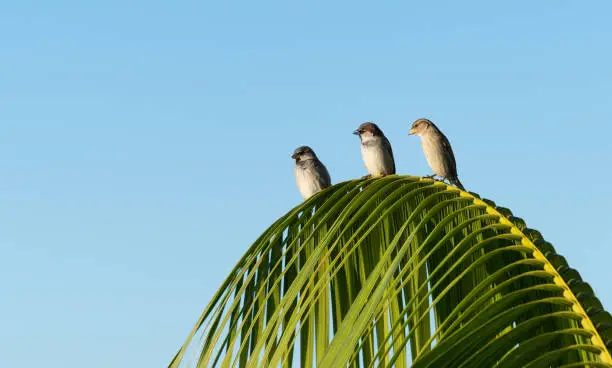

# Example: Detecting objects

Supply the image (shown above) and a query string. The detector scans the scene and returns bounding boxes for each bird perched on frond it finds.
[292,146,331,200]
[353,122,396,179]
[409,118,466,191]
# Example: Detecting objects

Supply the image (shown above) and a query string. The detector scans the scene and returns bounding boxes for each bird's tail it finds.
[450,177,466,191]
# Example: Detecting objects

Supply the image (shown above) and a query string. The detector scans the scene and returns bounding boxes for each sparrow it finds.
[353,122,396,179]
[292,146,331,200]
[409,118,466,191]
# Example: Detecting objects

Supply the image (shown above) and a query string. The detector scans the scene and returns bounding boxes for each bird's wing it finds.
[439,132,458,178]
[314,160,332,187]
[382,136,396,174]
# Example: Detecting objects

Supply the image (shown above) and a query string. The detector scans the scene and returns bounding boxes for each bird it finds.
[353,122,396,179]
[292,146,331,200]
[409,118,466,191]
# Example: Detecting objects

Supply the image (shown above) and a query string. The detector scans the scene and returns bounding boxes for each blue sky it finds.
[1,1,611,367]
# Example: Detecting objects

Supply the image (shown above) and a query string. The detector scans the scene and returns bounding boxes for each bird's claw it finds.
[362,174,372,180]
[424,174,436,179]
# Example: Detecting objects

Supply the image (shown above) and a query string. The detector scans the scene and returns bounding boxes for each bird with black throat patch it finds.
[353,122,396,179]
[409,118,466,191]
[292,146,331,200]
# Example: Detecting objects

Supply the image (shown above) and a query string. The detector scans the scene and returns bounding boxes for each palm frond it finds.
[170,176,612,368]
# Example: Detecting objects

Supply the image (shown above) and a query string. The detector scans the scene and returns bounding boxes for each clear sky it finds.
[1,1,611,367]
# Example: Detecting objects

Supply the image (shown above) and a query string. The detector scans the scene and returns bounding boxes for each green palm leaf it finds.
[170,176,612,368]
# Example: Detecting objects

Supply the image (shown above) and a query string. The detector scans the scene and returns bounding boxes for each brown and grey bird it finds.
[292,146,331,200]
[409,118,466,191]
[353,122,396,178]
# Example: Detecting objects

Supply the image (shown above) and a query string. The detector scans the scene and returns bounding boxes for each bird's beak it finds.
[291,153,298,159]
[408,128,417,135]
[352,129,360,135]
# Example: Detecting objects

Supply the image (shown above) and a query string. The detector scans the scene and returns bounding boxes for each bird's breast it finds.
[295,164,324,199]
[361,141,392,176]
[422,135,450,177]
